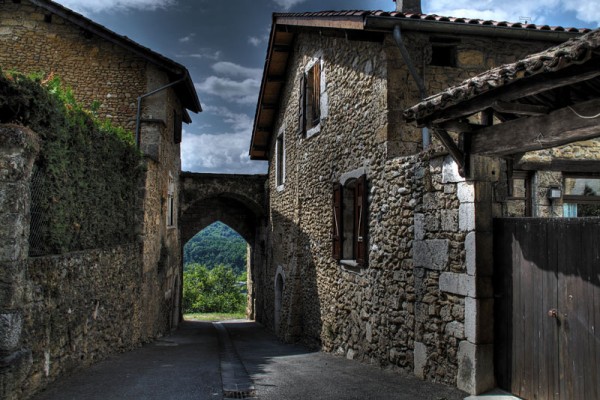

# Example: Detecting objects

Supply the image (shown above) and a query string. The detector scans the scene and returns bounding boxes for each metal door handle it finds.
[548,309,558,318]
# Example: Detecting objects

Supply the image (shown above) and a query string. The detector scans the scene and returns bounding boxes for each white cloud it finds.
[426,0,599,26]
[58,0,176,13]
[212,62,263,80]
[563,2,600,26]
[181,130,267,174]
[248,37,262,47]
[271,0,306,10]
[179,33,196,43]
[203,105,254,132]
[176,50,221,60]
[195,61,262,104]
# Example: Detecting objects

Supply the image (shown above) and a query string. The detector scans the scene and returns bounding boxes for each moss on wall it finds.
[0,71,143,255]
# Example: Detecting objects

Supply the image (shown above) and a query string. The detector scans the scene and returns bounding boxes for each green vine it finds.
[0,69,144,255]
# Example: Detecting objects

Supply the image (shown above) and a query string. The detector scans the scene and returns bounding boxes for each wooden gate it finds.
[494,218,600,400]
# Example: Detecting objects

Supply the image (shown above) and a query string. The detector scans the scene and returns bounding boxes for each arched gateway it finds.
[179,172,268,320]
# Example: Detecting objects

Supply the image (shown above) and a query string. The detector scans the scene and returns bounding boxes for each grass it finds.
[184,312,247,322]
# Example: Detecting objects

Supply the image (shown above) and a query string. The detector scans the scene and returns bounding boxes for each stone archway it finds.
[179,172,268,322]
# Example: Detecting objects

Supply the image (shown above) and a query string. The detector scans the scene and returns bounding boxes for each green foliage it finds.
[0,69,142,255]
[184,222,247,274]
[183,263,246,314]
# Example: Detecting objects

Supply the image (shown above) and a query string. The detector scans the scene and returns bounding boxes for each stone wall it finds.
[262,29,558,394]
[0,1,146,131]
[0,2,187,396]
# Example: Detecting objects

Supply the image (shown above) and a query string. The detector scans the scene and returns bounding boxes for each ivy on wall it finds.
[0,70,144,255]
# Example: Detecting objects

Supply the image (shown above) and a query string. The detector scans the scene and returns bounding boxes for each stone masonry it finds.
[258,27,558,394]
[0,1,197,398]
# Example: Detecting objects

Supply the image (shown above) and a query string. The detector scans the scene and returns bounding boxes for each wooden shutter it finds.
[312,61,321,126]
[298,72,306,135]
[354,175,368,267]
[332,182,342,260]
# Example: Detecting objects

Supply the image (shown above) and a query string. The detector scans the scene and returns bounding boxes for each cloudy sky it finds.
[56,0,599,174]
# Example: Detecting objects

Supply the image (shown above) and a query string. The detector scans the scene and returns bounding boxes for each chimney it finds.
[394,0,422,14]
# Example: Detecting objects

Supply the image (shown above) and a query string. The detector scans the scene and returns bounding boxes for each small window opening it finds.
[275,132,285,188]
[44,13,52,23]
[431,45,456,67]
[167,175,175,227]
[563,175,600,217]
[173,110,182,144]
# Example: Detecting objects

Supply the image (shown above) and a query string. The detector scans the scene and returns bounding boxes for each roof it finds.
[404,28,600,124]
[27,0,201,115]
[249,10,592,160]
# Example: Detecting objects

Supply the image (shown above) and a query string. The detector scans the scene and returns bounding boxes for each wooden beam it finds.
[514,158,600,173]
[432,128,466,175]
[491,100,550,116]
[469,98,600,156]
[439,120,478,132]
[424,64,600,125]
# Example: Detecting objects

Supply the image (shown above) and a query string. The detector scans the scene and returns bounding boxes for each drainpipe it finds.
[135,73,188,148]
[392,25,431,148]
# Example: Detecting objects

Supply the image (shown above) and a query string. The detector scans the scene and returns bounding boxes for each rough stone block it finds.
[441,210,458,232]
[445,321,465,339]
[465,297,494,344]
[457,341,495,395]
[413,239,449,270]
[457,50,484,67]
[457,182,475,203]
[439,272,474,297]
[465,232,476,276]
[414,341,427,379]
[459,203,475,232]
[0,349,33,399]
[0,312,23,352]
[442,156,465,184]
[414,213,425,240]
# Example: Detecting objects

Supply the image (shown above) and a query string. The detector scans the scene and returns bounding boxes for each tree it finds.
[183,263,246,314]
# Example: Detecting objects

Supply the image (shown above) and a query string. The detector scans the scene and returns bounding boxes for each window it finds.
[563,175,600,217]
[332,172,368,267]
[298,58,327,138]
[429,38,459,67]
[167,174,175,227]
[275,130,285,189]
[173,109,182,144]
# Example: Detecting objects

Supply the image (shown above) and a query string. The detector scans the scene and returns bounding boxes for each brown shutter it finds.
[298,72,306,135]
[312,61,321,125]
[332,182,342,260]
[354,174,368,267]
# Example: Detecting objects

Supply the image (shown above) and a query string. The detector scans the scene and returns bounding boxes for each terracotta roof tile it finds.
[274,10,593,34]
[403,28,600,122]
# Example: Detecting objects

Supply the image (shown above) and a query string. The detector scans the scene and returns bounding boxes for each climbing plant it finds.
[0,69,144,255]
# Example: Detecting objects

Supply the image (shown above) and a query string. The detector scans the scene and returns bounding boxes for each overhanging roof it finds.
[403,29,600,175]
[249,10,591,160]
[27,0,201,115]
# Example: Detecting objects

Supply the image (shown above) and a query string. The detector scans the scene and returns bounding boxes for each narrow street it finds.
[31,320,467,400]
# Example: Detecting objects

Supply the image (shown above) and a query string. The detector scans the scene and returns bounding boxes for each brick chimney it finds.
[394,0,422,13]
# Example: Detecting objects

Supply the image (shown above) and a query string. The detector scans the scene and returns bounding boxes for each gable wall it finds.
[260,27,556,392]
[0,0,146,131]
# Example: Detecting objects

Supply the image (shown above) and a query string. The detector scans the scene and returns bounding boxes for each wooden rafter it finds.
[469,98,600,156]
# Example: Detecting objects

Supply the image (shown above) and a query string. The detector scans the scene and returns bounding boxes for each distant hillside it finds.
[183,222,247,274]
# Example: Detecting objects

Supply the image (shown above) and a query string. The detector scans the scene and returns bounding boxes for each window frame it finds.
[332,168,368,268]
[298,57,327,139]
[275,128,285,191]
[167,173,176,227]
[562,174,600,217]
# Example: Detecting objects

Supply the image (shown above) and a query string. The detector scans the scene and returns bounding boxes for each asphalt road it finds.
[32,320,467,400]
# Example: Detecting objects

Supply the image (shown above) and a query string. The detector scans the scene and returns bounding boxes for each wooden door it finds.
[494,218,600,400]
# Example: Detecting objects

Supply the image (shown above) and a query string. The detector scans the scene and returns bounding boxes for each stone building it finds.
[248,0,594,395]
[0,1,200,398]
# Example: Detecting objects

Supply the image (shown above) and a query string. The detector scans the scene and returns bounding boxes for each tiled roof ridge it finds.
[403,28,600,122]
[273,10,592,34]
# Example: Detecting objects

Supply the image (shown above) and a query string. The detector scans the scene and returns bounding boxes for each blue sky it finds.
[56,0,599,174]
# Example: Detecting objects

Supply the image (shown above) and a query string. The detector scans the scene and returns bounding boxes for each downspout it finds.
[135,72,188,149]
[392,25,431,148]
